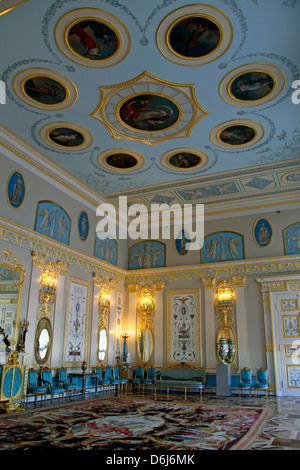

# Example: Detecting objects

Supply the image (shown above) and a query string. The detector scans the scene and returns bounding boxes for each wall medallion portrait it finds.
[78,211,89,241]
[55,8,130,68]
[156,4,233,66]
[175,229,190,255]
[210,119,264,149]
[119,94,180,132]
[98,149,145,172]
[253,218,273,247]
[40,122,93,151]
[34,201,71,245]
[6,171,25,209]
[13,68,77,110]
[219,63,285,107]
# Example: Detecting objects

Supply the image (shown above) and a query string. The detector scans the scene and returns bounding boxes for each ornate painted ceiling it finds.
[0,0,299,217]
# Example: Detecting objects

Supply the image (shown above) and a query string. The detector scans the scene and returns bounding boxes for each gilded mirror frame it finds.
[0,251,26,348]
[137,327,154,364]
[97,326,108,363]
[34,316,52,364]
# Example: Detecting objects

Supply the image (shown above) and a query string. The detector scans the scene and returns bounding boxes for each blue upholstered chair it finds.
[41,367,65,403]
[238,368,252,397]
[130,366,144,392]
[95,367,110,394]
[58,368,77,399]
[113,367,128,392]
[27,368,47,406]
[105,367,121,392]
[142,367,156,392]
[254,368,269,397]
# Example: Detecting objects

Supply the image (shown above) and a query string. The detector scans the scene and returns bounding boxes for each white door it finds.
[274,292,300,396]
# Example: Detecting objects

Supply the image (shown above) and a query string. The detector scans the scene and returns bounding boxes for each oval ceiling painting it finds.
[210,120,264,149]
[24,76,67,105]
[119,94,180,132]
[161,147,209,172]
[67,20,118,61]
[169,152,201,168]
[98,148,145,172]
[13,68,77,111]
[219,63,285,107]
[55,8,130,68]
[106,153,138,169]
[219,125,256,146]
[48,127,84,147]
[157,4,233,66]
[169,16,220,59]
[40,122,93,151]
[230,71,274,102]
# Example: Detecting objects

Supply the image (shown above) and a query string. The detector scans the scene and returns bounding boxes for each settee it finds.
[154,366,206,397]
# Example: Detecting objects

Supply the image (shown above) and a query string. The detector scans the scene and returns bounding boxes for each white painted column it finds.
[108,288,116,365]
[232,276,249,368]
[154,281,165,366]
[51,261,68,368]
[90,281,100,367]
[127,283,138,364]
[202,277,216,368]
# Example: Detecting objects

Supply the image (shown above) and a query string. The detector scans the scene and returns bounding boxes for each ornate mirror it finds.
[34,317,52,364]
[0,250,26,349]
[97,326,107,362]
[137,328,153,363]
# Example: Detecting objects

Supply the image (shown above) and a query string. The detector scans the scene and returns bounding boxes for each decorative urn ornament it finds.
[217,334,229,364]
[227,336,235,363]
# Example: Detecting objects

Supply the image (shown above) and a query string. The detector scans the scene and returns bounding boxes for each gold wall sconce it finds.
[138,286,154,317]
[98,280,111,316]
[39,261,57,317]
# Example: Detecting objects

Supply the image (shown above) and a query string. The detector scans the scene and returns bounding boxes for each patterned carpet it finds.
[0,395,270,451]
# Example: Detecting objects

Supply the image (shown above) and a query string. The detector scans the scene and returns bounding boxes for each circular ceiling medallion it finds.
[280,171,300,185]
[156,4,233,66]
[91,71,208,145]
[13,68,77,110]
[161,148,208,171]
[210,119,264,149]
[219,63,286,107]
[40,122,93,150]
[55,8,130,68]
[98,149,145,172]
[118,93,181,132]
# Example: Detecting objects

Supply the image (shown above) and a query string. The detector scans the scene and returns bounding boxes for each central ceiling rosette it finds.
[91,72,209,145]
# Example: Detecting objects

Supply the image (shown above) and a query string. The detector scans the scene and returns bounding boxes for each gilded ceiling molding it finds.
[91,71,208,145]
[1,218,300,286]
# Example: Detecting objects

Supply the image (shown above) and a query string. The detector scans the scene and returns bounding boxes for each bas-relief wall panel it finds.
[126,207,300,268]
[0,153,128,269]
